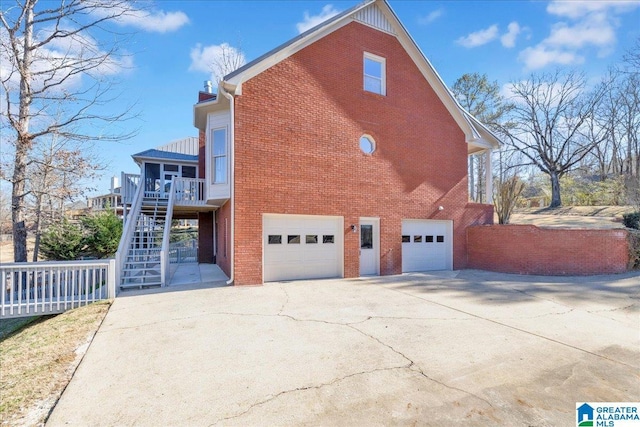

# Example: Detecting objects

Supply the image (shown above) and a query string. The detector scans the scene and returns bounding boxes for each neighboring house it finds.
[87,176,124,217]
[116,0,499,289]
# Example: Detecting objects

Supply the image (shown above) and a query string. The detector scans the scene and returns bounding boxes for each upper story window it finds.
[363,52,386,95]
[212,128,227,184]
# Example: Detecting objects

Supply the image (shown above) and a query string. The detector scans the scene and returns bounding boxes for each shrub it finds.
[494,176,526,224]
[81,210,123,258]
[623,212,640,230]
[39,218,84,261]
[39,210,122,261]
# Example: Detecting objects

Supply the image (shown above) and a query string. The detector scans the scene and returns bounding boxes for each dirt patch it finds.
[515,206,634,217]
[0,238,37,264]
[509,206,634,229]
[0,301,111,426]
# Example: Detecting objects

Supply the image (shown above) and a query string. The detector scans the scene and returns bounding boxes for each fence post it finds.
[108,258,116,298]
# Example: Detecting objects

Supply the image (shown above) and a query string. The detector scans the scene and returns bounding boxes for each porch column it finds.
[485,149,493,204]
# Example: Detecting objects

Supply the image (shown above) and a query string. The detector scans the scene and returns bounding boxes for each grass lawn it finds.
[0,301,111,426]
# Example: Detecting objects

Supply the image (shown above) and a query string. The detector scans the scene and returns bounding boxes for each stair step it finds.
[123,260,161,265]
[120,282,162,290]
[121,273,161,280]
[122,268,160,273]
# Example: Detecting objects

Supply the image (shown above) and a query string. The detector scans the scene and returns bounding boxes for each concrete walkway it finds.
[47,270,640,426]
[169,263,229,286]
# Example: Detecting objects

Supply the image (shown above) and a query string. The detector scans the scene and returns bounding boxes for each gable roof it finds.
[200,0,500,151]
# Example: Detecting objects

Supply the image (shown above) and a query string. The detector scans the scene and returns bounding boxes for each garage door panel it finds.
[402,220,452,272]
[264,215,342,282]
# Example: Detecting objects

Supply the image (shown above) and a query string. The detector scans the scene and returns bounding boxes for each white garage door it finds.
[263,214,343,282]
[402,220,453,272]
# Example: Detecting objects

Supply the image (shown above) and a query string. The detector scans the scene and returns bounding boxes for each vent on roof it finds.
[354,4,396,35]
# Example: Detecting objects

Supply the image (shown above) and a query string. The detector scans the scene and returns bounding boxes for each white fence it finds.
[169,239,198,264]
[1,259,116,319]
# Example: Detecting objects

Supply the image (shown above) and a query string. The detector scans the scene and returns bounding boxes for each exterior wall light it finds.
[351,225,357,233]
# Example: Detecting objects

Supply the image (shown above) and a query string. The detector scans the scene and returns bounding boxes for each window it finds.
[436,235,444,243]
[360,225,373,249]
[402,235,410,243]
[364,53,386,95]
[359,135,375,154]
[288,235,300,244]
[306,235,318,244]
[182,166,196,178]
[268,235,282,244]
[164,164,178,172]
[212,128,227,184]
[323,235,334,244]
[413,235,422,243]
[425,235,434,243]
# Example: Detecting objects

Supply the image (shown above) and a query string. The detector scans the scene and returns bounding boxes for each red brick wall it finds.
[231,22,492,285]
[467,225,629,275]
[215,200,231,278]
[198,211,214,263]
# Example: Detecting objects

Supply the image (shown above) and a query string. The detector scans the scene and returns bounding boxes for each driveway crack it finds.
[588,303,637,313]
[346,323,494,410]
[277,286,289,315]
[208,365,408,426]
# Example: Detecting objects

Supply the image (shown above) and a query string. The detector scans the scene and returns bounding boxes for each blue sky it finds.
[44,0,640,196]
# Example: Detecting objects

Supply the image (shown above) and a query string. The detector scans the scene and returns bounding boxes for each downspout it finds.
[220,83,235,285]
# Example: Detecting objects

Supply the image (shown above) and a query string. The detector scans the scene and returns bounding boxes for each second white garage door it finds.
[263,214,343,282]
[402,220,453,272]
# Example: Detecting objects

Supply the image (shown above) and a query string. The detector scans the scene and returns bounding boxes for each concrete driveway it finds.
[47,270,640,426]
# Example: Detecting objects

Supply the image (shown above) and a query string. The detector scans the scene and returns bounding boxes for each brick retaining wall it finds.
[467,225,629,275]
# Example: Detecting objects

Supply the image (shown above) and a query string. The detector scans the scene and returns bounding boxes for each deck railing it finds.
[115,175,144,289]
[1,259,116,319]
[160,179,176,286]
[173,177,206,206]
[121,173,140,205]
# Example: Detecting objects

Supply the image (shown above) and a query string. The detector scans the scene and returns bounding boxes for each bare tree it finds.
[29,135,103,261]
[211,42,246,85]
[1,0,137,261]
[452,73,513,203]
[504,70,607,208]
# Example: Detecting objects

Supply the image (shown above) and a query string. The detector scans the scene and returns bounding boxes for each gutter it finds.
[219,83,235,285]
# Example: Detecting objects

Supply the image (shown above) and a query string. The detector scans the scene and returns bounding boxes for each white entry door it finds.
[359,218,379,276]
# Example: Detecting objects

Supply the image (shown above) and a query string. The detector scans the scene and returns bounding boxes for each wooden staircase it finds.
[120,196,169,290]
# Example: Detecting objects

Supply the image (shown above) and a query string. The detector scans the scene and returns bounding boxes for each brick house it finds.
[192,0,500,286]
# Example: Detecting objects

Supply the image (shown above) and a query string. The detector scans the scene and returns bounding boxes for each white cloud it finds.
[117,9,189,33]
[418,8,444,25]
[296,4,341,34]
[189,43,246,82]
[500,22,521,48]
[456,25,499,48]
[547,0,640,19]
[519,45,583,70]
[518,0,639,70]
[90,4,189,33]
[544,15,615,50]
